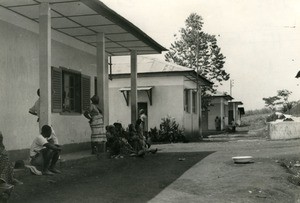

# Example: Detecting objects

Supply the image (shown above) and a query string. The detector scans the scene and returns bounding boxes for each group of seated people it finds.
[0,117,158,199]
[105,119,157,158]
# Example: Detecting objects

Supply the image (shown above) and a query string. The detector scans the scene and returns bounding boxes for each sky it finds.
[101,0,300,111]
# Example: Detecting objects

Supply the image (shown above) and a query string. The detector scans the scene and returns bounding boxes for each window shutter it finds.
[51,67,62,113]
[94,77,97,96]
[81,74,91,112]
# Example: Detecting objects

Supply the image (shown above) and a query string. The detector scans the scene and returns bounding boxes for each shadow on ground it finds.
[10,151,214,203]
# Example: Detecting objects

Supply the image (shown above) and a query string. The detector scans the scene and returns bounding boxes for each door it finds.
[138,102,148,131]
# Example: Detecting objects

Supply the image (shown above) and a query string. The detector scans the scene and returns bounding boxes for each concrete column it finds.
[198,87,202,138]
[39,3,51,130]
[131,51,138,124]
[233,102,236,123]
[220,98,224,130]
[96,33,109,127]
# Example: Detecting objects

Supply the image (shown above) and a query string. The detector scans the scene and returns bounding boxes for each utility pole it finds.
[230,79,234,96]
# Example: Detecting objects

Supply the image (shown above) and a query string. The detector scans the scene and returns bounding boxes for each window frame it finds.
[51,66,90,115]
[61,68,82,114]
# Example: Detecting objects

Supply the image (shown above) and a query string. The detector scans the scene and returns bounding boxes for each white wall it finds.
[109,76,185,130]
[268,122,300,140]
[0,18,96,150]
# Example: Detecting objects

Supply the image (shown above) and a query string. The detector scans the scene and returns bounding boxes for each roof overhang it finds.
[296,70,300,78]
[229,101,243,105]
[184,71,213,86]
[211,95,234,101]
[119,86,153,106]
[119,86,153,92]
[0,0,167,56]
[238,106,245,115]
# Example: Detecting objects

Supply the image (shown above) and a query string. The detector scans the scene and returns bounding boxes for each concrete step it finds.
[13,150,98,178]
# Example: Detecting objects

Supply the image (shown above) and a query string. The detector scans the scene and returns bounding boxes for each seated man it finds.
[30,125,62,175]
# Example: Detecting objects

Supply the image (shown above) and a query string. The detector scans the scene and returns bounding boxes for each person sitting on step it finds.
[29,125,62,175]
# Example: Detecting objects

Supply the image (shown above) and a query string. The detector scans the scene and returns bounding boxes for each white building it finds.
[107,57,212,140]
[202,94,233,131]
[0,0,166,160]
[228,101,244,126]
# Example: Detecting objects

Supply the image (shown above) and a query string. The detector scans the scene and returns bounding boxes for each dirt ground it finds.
[150,132,300,203]
[8,129,300,203]
[10,151,212,203]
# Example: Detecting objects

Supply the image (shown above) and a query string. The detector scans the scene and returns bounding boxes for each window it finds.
[62,70,81,113]
[192,91,197,113]
[51,67,90,114]
[184,89,190,113]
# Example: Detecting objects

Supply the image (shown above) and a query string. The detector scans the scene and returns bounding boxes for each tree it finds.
[262,89,295,114]
[165,13,230,109]
[262,96,281,112]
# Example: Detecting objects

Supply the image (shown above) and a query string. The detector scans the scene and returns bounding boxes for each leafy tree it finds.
[262,96,281,111]
[262,89,295,113]
[164,13,230,109]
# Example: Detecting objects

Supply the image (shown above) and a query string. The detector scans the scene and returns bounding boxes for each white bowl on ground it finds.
[232,156,253,164]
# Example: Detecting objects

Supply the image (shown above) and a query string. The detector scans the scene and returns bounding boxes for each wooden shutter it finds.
[81,74,91,112]
[94,77,97,96]
[51,67,62,113]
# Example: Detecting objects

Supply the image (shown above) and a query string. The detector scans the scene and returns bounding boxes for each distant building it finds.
[228,100,244,125]
[202,94,233,131]
[107,57,212,139]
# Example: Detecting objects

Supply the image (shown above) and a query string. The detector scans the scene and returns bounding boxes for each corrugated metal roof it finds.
[0,0,167,56]
[112,56,192,74]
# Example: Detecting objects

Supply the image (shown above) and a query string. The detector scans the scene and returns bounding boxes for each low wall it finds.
[268,121,300,140]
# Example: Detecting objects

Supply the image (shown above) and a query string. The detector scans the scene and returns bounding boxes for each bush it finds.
[149,116,186,143]
[266,113,278,122]
[148,127,159,142]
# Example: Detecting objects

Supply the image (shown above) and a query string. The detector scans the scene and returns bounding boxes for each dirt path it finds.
[150,139,300,203]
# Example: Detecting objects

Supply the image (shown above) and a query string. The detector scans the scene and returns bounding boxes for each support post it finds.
[131,51,138,124]
[233,102,236,124]
[96,33,109,127]
[220,98,224,130]
[198,86,202,138]
[39,3,51,130]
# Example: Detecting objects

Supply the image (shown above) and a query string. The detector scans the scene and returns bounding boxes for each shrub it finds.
[266,113,278,122]
[148,127,159,142]
[149,116,186,143]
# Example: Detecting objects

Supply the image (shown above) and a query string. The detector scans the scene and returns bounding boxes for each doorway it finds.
[138,102,148,130]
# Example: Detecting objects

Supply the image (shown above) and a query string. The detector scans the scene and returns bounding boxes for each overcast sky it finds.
[101,0,300,110]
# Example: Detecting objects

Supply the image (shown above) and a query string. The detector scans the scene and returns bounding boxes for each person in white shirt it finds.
[138,109,148,135]
[30,125,62,175]
[29,89,40,122]
[29,89,59,145]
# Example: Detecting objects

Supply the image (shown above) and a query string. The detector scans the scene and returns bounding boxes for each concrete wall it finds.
[207,98,229,130]
[0,14,96,152]
[268,122,300,140]
[109,76,185,131]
